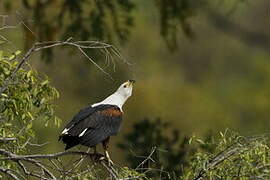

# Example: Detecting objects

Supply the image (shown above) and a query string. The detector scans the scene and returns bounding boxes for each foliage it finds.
[154,0,200,49]
[1,48,270,179]
[120,120,270,180]
[0,49,60,148]
[2,1,270,178]
[118,167,151,180]
[2,0,247,55]
[7,1,249,43]
[0,49,60,178]
[3,0,135,44]
[0,48,149,180]
[118,118,195,179]
[182,130,270,179]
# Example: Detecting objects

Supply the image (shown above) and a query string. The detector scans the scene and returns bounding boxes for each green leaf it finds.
[1,93,8,98]
[26,123,32,129]
[9,54,15,60]
[27,70,32,78]
[196,139,205,144]
[41,80,49,86]
[27,112,34,120]
[15,50,21,56]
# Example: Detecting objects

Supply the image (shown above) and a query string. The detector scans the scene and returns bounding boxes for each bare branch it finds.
[0,167,20,180]
[26,141,49,147]
[0,38,128,94]
[0,148,103,160]
[66,148,91,174]
[0,137,16,143]
[194,142,240,180]
[101,161,119,180]
[17,161,42,179]
[135,146,156,170]
[0,148,122,179]
[77,46,113,80]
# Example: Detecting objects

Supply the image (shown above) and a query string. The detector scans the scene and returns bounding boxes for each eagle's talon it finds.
[99,156,106,161]
[98,156,114,166]
[107,158,114,166]
[104,150,114,166]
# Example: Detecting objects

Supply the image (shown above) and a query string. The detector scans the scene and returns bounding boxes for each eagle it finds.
[59,80,135,164]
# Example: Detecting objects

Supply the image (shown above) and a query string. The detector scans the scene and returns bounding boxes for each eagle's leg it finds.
[92,146,98,161]
[93,146,97,155]
[102,137,114,166]
[91,146,98,163]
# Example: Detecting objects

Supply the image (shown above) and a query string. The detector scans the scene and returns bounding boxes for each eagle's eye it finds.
[123,85,127,88]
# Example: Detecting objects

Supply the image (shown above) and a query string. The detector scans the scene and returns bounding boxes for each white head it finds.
[92,80,135,110]
[116,80,135,99]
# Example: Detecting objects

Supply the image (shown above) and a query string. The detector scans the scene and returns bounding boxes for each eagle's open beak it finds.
[126,80,135,87]
[128,80,136,84]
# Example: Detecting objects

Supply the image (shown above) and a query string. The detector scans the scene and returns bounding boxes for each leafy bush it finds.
[1,50,270,180]
[182,131,270,179]
[0,50,60,178]
[0,49,148,180]
[120,120,270,180]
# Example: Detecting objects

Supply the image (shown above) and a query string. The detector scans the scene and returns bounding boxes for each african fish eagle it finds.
[59,80,135,164]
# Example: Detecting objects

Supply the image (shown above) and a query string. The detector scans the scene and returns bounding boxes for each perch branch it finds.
[0,148,103,160]
[0,148,120,179]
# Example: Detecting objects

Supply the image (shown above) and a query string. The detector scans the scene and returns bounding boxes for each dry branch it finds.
[0,167,20,180]
[0,37,128,94]
[0,148,104,160]
[0,148,121,180]
[194,143,240,180]
[0,137,16,143]
[135,146,156,170]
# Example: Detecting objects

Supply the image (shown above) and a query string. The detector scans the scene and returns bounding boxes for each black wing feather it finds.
[65,106,95,129]
[59,104,122,149]
[80,111,122,147]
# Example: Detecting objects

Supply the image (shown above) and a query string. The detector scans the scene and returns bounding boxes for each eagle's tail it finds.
[59,134,80,150]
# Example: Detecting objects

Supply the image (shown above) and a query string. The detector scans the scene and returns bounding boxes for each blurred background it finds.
[1,0,270,167]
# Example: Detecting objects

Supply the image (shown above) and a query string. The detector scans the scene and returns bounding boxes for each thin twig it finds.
[0,148,103,160]
[101,161,119,180]
[78,46,113,80]
[27,141,50,147]
[0,38,128,93]
[135,146,156,170]
[67,148,91,173]
[0,148,120,179]
[0,167,20,180]
[0,137,16,143]
[17,161,42,179]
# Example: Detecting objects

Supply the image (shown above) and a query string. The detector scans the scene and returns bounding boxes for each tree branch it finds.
[0,167,20,180]
[193,136,264,180]
[0,137,16,143]
[0,148,104,160]
[0,38,126,94]
[194,143,240,180]
[0,148,121,179]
